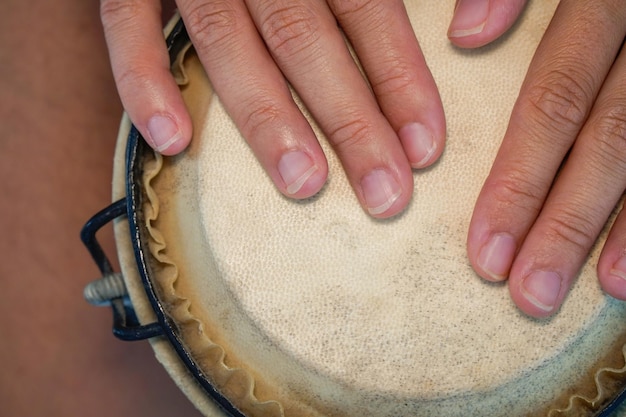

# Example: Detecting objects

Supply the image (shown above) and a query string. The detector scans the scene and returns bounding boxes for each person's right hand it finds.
[100,0,449,218]
[450,0,626,317]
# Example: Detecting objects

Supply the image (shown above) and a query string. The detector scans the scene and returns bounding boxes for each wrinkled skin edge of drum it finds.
[107,12,284,417]
[133,24,286,416]
[548,344,626,416]
[141,151,285,417]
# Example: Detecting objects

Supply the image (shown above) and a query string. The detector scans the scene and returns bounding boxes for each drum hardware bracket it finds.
[79,20,244,417]
[81,198,164,342]
[77,19,245,417]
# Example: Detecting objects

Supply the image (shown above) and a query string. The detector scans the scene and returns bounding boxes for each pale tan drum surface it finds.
[113,2,626,416]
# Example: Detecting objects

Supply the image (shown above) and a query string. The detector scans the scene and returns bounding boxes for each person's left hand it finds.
[101,0,450,219]
[450,0,626,318]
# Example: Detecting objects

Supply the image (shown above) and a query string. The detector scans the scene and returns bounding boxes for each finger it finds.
[468,1,625,285]
[247,0,414,218]
[448,0,528,48]
[328,0,446,169]
[483,6,626,318]
[595,49,626,302]
[598,205,626,301]
[177,0,328,199]
[101,0,192,155]
[509,41,626,317]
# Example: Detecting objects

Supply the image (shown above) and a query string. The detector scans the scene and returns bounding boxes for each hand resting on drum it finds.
[459,1,626,318]
[100,0,450,218]
[97,0,536,218]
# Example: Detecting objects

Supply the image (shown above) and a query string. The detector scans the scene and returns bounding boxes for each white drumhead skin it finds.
[115,2,626,416]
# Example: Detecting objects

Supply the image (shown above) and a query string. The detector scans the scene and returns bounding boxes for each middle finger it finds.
[246,0,417,217]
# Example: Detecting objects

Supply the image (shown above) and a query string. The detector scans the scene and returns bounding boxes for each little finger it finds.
[100,0,193,155]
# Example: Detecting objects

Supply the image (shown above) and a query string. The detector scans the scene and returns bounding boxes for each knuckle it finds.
[259,4,321,59]
[326,115,374,151]
[113,63,153,92]
[524,69,593,135]
[594,104,626,156]
[240,96,284,137]
[183,1,242,50]
[543,208,597,253]
[486,169,544,216]
[330,0,374,20]
[371,59,416,99]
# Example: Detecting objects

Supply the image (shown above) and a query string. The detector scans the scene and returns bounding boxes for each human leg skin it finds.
[0,1,202,415]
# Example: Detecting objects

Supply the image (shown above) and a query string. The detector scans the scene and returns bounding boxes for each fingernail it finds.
[147,114,183,153]
[398,123,437,168]
[278,150,318,195]
[449,0,489,38]
[477,233,516,281]
[361,169,402,216]
[609,256,626,281]
[520,271,562,312]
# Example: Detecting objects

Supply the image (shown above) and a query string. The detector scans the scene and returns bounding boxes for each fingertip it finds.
[398,122,446,169]
[448,0,528,49]
[101,0,192,155]
[598,251,626,301]
[144,113,192,156]
[517,271,563,318]
[466,209,517,283]
[597,208,626,300]
[473,232,517,282]
[276,149,328,199]
[114,68,193,155]
[512,298,560,319]
[359,166,413,219]
[506,264,568,319]
[447,0,489,46]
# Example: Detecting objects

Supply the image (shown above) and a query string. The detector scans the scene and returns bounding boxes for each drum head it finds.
[113,2,626,416]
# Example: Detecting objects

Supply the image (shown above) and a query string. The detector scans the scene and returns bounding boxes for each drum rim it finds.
[123,20,244,417]
[120,16,626,417]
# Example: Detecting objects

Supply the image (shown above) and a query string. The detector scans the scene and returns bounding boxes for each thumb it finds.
[448,0,529,48]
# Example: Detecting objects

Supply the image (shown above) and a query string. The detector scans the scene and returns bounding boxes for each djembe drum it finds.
[82,1,626,416]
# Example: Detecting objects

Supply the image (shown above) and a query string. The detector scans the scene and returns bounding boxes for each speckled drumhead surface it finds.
[113,2,626,416]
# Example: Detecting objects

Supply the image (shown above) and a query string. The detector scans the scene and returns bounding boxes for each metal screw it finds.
[84,272,128,306]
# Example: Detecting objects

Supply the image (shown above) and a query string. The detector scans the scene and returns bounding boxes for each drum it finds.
[83,2,626,416]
